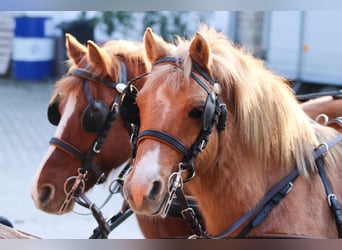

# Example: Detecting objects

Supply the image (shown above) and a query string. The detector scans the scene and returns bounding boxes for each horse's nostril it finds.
[147,180,162,201]
[39,185,54,203]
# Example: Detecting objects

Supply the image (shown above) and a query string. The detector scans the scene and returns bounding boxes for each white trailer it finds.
[266,12,342,89]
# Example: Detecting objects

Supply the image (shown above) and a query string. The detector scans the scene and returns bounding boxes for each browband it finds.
[70,60,127,89]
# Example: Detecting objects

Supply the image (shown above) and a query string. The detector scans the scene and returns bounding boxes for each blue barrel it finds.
[12,16,54,81]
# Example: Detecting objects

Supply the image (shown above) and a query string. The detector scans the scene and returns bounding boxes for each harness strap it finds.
[89,202,134,239]
[201,168,299,239]
[75,193,111,238]
[313,133,342,237]
[70,69,121,89]
[237,181,296,238]
[314,133,342,159]
[167,195,200,218]
[316,156,342,238]
[175,187,205,236]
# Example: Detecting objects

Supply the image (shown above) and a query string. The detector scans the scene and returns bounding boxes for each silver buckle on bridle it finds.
[159,165,184,218]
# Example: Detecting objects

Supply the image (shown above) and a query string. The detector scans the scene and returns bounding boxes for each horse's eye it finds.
[188,107,203,120]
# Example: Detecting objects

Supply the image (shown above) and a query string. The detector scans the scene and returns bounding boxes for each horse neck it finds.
[187,86,302,235]
[185,127,297,236]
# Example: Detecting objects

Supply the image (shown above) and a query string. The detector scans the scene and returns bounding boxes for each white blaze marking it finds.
[155,86,171,125]
[31,93,77,201]
[133,146,161,182]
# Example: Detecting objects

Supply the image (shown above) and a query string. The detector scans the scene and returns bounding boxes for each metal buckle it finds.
[111,101,119,112]
[93,141,101,153]
[286,182,294,194]
[328,193,337,207]
[199,140,207,152]
[316,142,329,158]
[159,167,184,218]
[181,207,195,219]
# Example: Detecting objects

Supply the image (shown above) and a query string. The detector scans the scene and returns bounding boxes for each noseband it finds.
[49,60,127,215]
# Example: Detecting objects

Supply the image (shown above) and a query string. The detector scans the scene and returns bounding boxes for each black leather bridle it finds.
[50,61,127,217]
[131,57,227,182]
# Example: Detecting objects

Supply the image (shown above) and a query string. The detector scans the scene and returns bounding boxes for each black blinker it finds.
[82,101,109,133]
[47,102,61,126]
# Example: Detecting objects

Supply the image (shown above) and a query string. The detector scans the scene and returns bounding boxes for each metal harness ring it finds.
[315,113,329,125]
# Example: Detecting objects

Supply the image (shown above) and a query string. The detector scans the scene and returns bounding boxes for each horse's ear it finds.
[189,32,211,71]
[87,40,113,77]
[144,27,171,64]
[65,33,87,66]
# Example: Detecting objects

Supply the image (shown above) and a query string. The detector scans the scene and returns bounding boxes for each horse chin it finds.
[32,193,75,215]
[33,199,75,215]
[125,192,167,217]
[129,200,163,217]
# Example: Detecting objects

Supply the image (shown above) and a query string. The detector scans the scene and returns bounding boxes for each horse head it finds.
[31,34,147,214]
[124,27,227,217]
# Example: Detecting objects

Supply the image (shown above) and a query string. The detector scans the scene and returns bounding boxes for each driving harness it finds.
[120,56,342,239]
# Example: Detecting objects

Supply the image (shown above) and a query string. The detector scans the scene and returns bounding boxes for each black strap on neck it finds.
[237,133,342,238]
[202,168,299,239]
[200,133,342,239]
[236,177,297,238]
[314,134,342,238]
[314,133,342,159]
[316,157,342,238]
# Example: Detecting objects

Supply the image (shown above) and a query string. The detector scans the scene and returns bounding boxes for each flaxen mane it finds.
[158,25,339,178]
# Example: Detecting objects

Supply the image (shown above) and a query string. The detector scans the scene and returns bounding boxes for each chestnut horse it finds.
[123,26,342,238]
[30,34,193,238]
